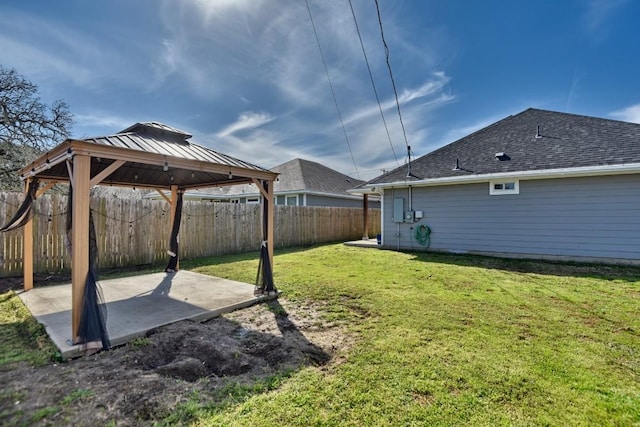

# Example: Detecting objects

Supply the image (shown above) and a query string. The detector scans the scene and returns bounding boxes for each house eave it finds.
[347,187,382,196]
[151,189,379,201]
[365,163,640,190]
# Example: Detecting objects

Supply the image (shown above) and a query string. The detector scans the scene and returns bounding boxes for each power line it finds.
[348,0,399,167]
[304,0,360,178]
[374,0,410,152]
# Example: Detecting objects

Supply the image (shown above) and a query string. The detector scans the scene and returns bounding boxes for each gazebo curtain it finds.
[255,182,275,294]
[67,187,110,350]
[165,192,183,272]
[0,179,39,232]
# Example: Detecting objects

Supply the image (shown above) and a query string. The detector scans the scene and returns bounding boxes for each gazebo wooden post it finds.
[22,178,34,291]
[266,179,275,270]
[362,194,369,240]
[169,184,179,270]
[71,154,91,341]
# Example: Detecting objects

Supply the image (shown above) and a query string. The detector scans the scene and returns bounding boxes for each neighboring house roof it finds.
[273,158,363,194]
[182,158,368,200]
[365,108,640,188]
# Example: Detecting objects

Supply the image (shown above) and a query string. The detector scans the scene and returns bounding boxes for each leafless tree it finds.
[0,65,73,190]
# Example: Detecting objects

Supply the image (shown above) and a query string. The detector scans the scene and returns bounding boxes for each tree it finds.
[0,65,73,190]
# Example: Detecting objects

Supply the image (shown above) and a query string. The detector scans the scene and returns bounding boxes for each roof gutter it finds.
[159,189,379,201]
[361,162,640,190]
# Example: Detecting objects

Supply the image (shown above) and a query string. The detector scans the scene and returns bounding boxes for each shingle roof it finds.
[273,158,363,194]
[192,158,364,198]
[368,108,640,185]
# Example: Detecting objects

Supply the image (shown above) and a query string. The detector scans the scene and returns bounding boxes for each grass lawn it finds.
[3,243,640,426]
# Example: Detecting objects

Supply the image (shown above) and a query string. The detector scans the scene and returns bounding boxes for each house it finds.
[172,158,380,208]
[357,108,640,264]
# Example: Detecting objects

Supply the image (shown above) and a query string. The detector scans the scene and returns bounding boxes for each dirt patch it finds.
[0,299,354,426]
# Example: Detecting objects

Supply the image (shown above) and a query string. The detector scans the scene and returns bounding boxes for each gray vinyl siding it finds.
[306,194,364,208]
[382,174,640,262]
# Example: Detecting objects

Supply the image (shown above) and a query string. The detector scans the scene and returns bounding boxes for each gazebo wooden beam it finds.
[155,188,171,204]
[362,194,369,239]
[89,159,125,187]
[67,141,276,181]
[251,178,269,199]
[71,154,91,341]
[22,178,34,291]
[266,180,274,272]
[253,178,275,270]
[36,182,57,197]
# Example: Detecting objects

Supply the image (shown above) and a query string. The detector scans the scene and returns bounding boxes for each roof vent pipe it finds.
[406,145,412,178]
[452,158,461,171]
[535,125,542,138]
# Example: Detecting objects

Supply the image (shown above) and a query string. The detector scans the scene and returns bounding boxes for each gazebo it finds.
[4,122,278,348]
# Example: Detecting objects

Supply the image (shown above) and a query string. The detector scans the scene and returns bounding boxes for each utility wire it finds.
[374,0,410,152]
[348,0,399,167]
[304,0,360,178]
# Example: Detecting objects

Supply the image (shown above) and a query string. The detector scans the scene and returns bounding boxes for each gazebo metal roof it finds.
[20,121,277,190]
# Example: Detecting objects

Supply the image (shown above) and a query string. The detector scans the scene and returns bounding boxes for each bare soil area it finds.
[0,294,354,426]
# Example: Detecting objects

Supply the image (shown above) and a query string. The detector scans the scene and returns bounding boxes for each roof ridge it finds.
[526,107,640,127]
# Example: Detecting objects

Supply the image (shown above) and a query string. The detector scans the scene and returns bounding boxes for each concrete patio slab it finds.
[344,238,380,248]
[18,270,274,359]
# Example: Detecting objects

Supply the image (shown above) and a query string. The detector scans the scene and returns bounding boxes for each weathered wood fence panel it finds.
[1,192,380,277]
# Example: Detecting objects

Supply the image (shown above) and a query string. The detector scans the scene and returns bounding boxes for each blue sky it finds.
[1,0,639,181]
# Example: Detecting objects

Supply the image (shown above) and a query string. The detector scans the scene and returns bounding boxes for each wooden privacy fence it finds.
[0,192,381,277]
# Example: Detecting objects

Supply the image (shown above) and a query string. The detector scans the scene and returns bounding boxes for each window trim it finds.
[285,194,298,206]
[489,179,519,195]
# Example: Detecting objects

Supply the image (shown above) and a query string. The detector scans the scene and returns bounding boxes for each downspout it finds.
[392,188,400,250]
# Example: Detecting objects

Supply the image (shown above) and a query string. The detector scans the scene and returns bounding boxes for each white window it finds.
[489,180,519,195]
[286,195,298,206]
[246,197,260,204]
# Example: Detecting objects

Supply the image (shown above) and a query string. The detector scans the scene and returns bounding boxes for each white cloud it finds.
[216,112,275,138]
[0,8,163,93]
[583,0,629,40]
[610,104,640,124]
[0,28,96,88]
[73,113,136,137]
[397,74,451,105]
[341,73,452,128]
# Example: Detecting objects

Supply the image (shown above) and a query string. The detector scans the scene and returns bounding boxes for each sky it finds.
[1,0,639,181]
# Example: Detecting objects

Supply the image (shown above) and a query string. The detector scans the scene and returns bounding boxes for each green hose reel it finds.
[415,224,431,247]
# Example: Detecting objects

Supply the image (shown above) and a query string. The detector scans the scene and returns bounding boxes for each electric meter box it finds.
[393,198,404,223]
[404,210,415,223]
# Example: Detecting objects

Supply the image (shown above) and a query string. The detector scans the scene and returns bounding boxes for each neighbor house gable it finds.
[153,158,377,207]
